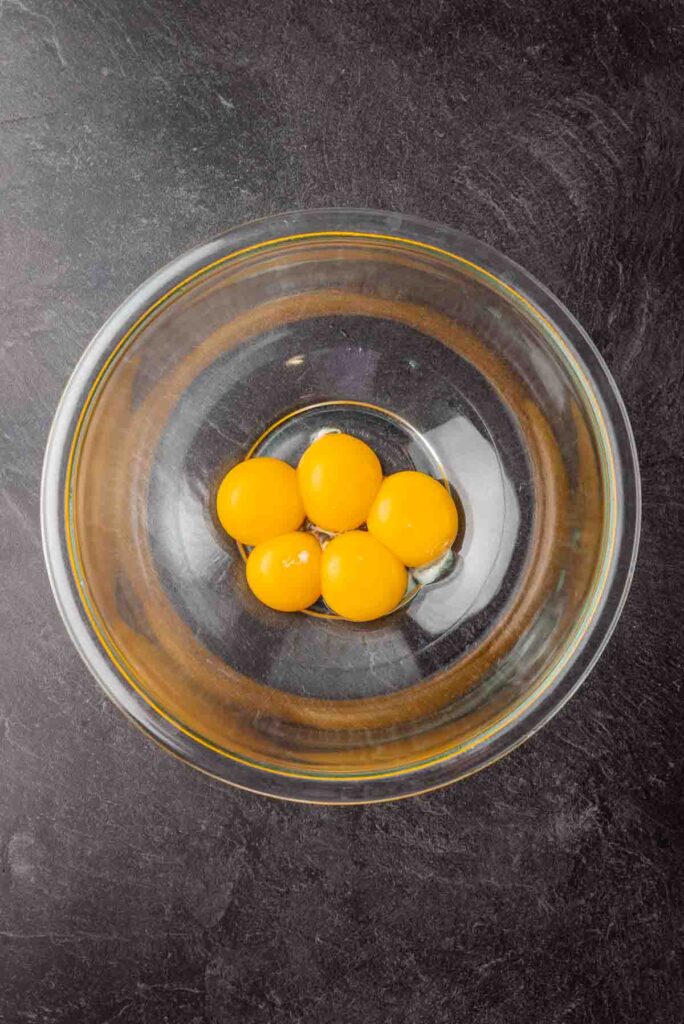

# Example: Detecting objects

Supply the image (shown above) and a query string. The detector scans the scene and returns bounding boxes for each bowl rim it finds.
[41,208,641,803]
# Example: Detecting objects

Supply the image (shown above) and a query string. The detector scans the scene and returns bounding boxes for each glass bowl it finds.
[41,210,640,803]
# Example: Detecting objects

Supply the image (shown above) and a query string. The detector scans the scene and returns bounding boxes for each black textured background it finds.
[2,2,683,1022]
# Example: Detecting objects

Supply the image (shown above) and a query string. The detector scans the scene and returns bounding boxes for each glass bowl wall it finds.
[41,210,640,802]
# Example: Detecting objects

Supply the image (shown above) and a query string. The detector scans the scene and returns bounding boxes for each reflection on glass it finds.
[409,415,520,635]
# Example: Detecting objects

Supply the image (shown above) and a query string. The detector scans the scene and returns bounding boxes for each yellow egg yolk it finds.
[321,531,407,621]
[216,457,305,547]
[367,471,458,568]
[246,532,322,612]
[297,432,383,533]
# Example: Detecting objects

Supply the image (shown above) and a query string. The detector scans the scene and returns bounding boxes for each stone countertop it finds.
[1,1,683,1021]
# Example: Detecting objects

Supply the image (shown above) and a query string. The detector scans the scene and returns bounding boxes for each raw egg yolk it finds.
[321,531,407,621]
[246,532,322,612]
[367,471,458,568]
[216,457,305,547]
[297,432,382,533]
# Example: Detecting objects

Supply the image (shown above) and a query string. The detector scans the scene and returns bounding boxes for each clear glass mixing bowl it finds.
[41,210,640,803]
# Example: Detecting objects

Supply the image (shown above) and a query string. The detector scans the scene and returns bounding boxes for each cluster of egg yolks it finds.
[216,433,458,619]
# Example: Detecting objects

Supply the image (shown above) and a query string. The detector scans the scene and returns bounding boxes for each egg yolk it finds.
[246,532,322,612]
[216,457,305,546]
[367,471,458,568]
[321,531,407,621]
[297,432,383,533]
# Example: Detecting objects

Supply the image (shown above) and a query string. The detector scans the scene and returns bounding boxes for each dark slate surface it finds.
[1,1,683,1021]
